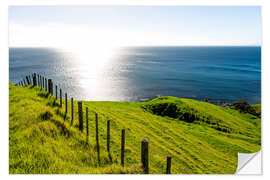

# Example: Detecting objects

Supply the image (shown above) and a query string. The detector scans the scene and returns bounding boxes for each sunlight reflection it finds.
[59,44,122,100]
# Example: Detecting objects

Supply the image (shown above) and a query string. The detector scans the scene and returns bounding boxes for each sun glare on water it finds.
[18,24,130,100]
[58,43,121,100]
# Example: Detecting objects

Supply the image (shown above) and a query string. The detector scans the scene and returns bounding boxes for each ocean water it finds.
[9,46,261,104]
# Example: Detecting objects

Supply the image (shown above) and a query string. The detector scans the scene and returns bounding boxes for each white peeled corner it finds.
[235,150,262,175]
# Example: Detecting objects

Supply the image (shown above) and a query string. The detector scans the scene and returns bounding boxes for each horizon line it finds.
[9,45,262,48]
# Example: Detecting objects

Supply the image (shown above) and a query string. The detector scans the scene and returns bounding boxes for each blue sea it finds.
[9,46,261,104]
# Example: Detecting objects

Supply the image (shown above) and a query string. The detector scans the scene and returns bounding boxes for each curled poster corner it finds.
[235,150,262,175]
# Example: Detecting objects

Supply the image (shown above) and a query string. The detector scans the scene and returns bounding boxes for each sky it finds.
[9,6,261,47]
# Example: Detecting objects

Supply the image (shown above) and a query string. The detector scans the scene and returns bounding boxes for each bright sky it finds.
[9,6,261,47]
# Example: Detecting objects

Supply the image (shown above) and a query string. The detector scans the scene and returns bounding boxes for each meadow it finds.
[9,82,261,174]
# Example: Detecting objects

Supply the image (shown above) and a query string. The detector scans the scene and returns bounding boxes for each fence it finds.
[14,73,173,174]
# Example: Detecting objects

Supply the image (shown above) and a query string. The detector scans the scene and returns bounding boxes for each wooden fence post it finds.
[78,101,83,131]
[48,78,50,93]
[55,85,58,99]
[86,107,89,144]
[141,138,149,174]
[40,76,42,88]
[60,89,62,107]
[23,79,26,86]
[65,93,68,115]
[121,129,125,167]
[38,75,40,87]
[107,120,110,153]
[95,113,100,163]
[51,80,53,95]
[28,75,32,84]
[71,98,74,125]
[48,79,51,94]
[42,77,44,89]
[39,75,42,88]
[26,76,30,85]
[25,76,30,85]
[166,156,171,174]
[48,79,53,95]
[40,75,42,87]
[45,78,47,91]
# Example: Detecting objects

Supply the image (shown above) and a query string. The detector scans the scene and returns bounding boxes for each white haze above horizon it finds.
[9,6,261,48]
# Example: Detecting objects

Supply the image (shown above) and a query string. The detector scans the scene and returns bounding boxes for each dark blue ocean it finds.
[9,46,261,104]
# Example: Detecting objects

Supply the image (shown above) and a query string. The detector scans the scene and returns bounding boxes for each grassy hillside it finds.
[9,82,261,174]
[251,104,261,118]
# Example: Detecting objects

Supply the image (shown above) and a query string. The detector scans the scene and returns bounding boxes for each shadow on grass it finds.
[38,91,49,98]
[40,111,53,121]
[39,110,70,137]
[50,119,71,137]
[46,99,62,109]
[55,108,69,121]
[108,152,113,163]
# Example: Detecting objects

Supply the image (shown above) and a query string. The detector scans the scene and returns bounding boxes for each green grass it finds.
[251,104,261,118]
[9,82,261,174]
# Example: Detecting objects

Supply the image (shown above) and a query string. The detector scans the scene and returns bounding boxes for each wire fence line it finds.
[14,72,174,174]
